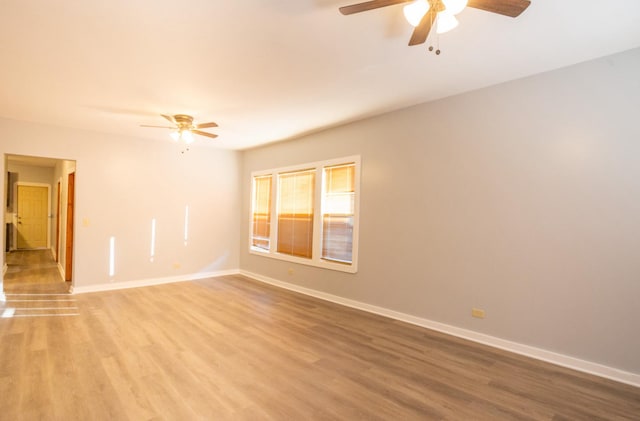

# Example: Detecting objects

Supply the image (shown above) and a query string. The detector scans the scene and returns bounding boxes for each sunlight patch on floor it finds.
[1,293,79,318]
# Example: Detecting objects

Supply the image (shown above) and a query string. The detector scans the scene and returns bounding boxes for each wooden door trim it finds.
[56,181,61,262]
[64,172,75,282]
[14,182,51,250]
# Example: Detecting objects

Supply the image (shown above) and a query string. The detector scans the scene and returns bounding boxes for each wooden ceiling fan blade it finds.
[339,0,410,15]
[467,0,531,17]
[161,114,176,124]
[192,130,218,139]
[408,9,435,46]
[196,122,218,129]
[140,125,174,128]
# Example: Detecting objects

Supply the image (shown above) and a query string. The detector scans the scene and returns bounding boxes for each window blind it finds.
[277,169,315,258]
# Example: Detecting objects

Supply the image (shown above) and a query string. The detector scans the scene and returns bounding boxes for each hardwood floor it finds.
[3,249,70,294]
[0,274,638,420]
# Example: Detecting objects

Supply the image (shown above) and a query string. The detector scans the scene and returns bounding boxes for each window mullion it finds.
[351,157,360,267]
[269,173,278,254]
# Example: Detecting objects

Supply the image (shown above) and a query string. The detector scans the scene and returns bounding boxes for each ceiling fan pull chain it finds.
[432,11,441,55]
[428,11,436,54]
[427,33,441,55]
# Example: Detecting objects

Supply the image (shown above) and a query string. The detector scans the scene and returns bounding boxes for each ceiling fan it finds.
[141,114,218,143]
[339,0,531,47]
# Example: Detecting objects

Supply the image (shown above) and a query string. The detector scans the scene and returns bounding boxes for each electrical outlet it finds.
[173,263,181,269]
[288,268,294,276]
[471,308,486,319]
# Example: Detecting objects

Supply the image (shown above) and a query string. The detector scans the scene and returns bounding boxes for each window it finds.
[277,169,315,258]
[251,175,272,250]
[322,163,355,264]
[250,156,360,273]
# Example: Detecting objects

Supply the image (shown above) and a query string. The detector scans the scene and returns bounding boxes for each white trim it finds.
[240,269,640,388]
[72,269,240,294]
[57,262,65,281]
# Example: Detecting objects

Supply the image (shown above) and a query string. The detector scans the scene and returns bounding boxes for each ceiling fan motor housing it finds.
[173,114,194,130]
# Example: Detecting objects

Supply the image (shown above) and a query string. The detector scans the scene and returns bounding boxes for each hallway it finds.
[3,249,70,294]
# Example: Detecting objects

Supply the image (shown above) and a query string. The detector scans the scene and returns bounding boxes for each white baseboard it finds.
[72,269,240,294]
[57,263,64,281]
[240,270,640,388]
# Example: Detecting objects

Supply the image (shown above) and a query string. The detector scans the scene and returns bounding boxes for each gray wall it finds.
[240,48,640,374]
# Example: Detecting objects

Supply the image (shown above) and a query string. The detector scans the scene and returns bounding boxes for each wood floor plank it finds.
[100,355,157,420]
[0,374,20,419]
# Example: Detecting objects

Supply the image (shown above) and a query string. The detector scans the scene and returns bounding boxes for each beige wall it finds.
[240,48,640,374]
[7,162,54,185]
[0,121,241,287]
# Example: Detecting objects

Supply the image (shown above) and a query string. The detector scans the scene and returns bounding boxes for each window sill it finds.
[249,247,358,274]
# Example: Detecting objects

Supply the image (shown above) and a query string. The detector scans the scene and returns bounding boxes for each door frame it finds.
[64,172,75,282]
[13,182,51,250]
[55,180,61,262]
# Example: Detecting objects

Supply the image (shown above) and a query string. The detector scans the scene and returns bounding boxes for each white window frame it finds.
[249,155,360,274]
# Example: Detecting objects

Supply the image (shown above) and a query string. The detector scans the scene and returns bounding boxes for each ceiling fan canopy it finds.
[339,0,531,46]
[141,114,219,143]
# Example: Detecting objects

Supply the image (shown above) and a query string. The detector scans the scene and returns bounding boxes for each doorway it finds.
[16,184,50,249]
[3,154,77,294]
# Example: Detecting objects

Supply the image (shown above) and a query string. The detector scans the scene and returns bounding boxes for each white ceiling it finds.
[1,1,639,150]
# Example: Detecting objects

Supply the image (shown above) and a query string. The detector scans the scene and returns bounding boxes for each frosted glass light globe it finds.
[436,10,459,34]
[403,0,430,27]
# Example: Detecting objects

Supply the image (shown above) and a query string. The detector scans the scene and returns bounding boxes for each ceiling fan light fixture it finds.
[403,0,430,27]
[339,0,531,47]
[170,129,195,143]
[442,0,468,15]
[142,114,218,143]
[436,10,459,34]
[182,130,194,144]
